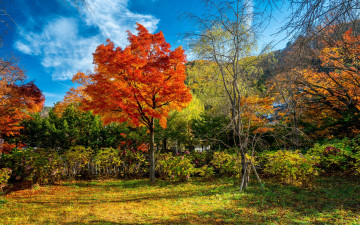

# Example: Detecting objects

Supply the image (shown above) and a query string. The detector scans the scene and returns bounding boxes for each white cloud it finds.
[14,0,160,80]
[14,42,32,54]
[82,0,159,47]
[43,92,62,98]
[245,0,254,28]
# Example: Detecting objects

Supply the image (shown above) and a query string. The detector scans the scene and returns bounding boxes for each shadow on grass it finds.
[238,176,360,217]
[6,176,360,224]
[62,177,228,190]
[65,221,122,225]
[62,179,152,189]
[21,184,232,206]
[60,208,283,224]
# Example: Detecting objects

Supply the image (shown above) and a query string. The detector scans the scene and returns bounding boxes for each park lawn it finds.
[0,177,359,224]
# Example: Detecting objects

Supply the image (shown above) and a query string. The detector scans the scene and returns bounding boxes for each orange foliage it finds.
[0,58,44,140]
[239,95,274,134]
[296,28,360,136]
[74,23,192,129]
[53,87,84,116]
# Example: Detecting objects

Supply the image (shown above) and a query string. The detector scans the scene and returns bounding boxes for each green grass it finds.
[0,176,359,224]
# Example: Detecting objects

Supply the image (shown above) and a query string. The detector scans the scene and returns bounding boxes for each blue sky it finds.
[1,0,289,106]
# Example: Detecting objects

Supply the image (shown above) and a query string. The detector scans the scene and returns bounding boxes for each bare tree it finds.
[186,0,272,191]
[263,0,360,42]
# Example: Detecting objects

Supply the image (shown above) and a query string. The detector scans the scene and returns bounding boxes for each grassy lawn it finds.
[0,177,359,224]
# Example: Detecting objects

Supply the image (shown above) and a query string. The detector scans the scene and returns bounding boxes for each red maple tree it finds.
[74,23,192,181]
[0,57,44,152]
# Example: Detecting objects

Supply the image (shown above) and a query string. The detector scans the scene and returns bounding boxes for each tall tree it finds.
[0,56,44,152]
[294,28,360,137]
[188,0,270,190]
[74,23,192,182]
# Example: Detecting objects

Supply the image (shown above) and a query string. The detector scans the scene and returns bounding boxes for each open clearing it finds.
[0,177,359,224]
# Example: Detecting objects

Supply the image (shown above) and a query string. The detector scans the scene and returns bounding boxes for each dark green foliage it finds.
[1,148,63,184]
[188,151,214,168]
[308,137,360,174]
[20,105,148,152]
[119,149,149,178]
[191,113,230,149]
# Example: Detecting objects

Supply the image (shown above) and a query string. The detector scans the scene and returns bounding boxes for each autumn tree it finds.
[74,23,192,182]
[293,28,360,137]
[0,56,44,152]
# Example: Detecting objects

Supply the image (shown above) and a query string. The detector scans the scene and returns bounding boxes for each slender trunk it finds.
[162,137,167,152]
[149,119,156,182]
[175,139,178,154]
[240,159,248,191]
[240,151,246,184]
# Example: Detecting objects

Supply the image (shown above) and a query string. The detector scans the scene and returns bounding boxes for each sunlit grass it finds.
[0,177,359,224]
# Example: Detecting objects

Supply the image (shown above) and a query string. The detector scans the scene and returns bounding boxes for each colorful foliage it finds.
[308,139,358,174]
[73,23,192,128]
[73,23,192,181]
[296,28,360,137]
[0,59,44,136]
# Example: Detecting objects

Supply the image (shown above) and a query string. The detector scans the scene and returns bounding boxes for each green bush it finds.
[1,148,31,182]
[63,146,93,179]
[0,168,12,189]
[188,151,214,168]
[263,150,319,187]
[353,151,360,174]
[29,148,63,184]
[211,152,240,176]
[1,148,62,184]
[308,141,353,173]
[94,147,122,177]
[119,149,148,178]
[195,165,214,179]
[156,153,195,182]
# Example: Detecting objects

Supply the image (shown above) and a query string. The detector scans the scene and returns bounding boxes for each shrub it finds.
[211,152,240,176]
[308,142,353,173]
[119,149,148,178]
[1,148,62,184]
[0,168,12,189]
[0,148,31,182]
[263,150,319,187]
[188,151,213,168]
[29,148,63,184]
[352,150,360,175]
[94,147,122,177]
[63,146,93,179]
[156,153,195,182]
[195,165,214,180]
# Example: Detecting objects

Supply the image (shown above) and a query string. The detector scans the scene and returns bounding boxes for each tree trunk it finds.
[162,137,167,152]
[149,119,156,182]
[240,150,250,191]
[175,139,178,154]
